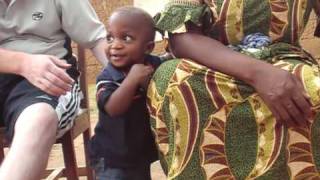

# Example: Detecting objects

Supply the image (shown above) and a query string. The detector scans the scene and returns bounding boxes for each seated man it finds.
[0,0,107,179]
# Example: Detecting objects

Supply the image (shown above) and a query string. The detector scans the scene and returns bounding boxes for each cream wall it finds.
[134,0,169,41]
[134,0,168,16]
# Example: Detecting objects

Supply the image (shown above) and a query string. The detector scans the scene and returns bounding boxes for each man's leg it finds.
[0,103,58,180]
[0,63,80,179]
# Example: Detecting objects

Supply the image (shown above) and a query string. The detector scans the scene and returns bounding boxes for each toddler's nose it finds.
[111,39,124,49]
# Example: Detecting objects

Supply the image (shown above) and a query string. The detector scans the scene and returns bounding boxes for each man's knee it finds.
[15,103,58,136]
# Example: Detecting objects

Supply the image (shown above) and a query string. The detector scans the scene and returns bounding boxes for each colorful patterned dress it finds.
[147,0,320,179]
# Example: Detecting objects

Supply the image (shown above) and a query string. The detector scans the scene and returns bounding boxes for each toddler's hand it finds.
[128,64,154,88]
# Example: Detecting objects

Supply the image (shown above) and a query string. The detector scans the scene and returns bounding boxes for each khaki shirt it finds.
[0,0,106,58]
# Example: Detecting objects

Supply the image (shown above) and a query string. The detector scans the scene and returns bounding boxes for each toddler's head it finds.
[105,6,156,72]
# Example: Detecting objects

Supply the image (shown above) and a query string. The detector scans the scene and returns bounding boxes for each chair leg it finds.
[83,128,94,180]
[61,131,79,180]
[0,142,5,164]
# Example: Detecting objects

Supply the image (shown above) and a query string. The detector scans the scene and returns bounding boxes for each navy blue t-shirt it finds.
[89,55,161,168]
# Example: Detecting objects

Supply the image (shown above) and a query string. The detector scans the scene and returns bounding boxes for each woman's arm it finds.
[169,32,312,127]
[313,0,320,37]
[170,33,262,84]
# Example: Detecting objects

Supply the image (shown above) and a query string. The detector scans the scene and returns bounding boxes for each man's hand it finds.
[252,66,312,127]
[20,54,74,96]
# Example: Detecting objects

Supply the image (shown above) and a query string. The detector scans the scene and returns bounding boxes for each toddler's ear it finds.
[145,41,155,54]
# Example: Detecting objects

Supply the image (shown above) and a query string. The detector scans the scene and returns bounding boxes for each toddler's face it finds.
[105,13,152,72]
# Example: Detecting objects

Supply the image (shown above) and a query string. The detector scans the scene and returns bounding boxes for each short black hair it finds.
[111,6,156,41]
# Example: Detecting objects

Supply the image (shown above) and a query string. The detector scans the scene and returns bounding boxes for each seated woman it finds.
[147,0,320,179]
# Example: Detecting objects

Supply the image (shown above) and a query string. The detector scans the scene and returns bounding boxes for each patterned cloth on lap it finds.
[148,0,320,179]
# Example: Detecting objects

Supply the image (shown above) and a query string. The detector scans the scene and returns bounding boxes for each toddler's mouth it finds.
[110,54,125,60]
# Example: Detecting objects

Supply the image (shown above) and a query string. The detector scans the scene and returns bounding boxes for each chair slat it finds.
[45,167,64,180]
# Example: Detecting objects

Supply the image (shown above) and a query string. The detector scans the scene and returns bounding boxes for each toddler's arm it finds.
[104,64,154,117]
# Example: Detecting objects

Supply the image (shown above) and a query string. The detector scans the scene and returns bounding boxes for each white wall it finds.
[134,0,168,16]
[134,0,169,41]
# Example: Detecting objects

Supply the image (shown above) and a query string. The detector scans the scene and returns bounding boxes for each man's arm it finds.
[59,0,107,66]
[0,48,25,74]
[0,48,74,96]
[91,38,108,66]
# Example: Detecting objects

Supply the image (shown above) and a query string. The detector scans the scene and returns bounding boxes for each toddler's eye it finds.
[106,35,114,43]
[123,35,133,42]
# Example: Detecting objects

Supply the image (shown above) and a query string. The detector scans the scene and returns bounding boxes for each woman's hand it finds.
[20,54,74,96]
[169,32,313,127]
[251,65,312,127]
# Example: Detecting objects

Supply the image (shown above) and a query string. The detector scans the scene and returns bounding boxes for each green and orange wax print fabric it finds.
[154,0,320,45]
[147,0,320,179]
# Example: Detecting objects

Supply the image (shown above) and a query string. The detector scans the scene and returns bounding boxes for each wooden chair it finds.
[0,45,94,180]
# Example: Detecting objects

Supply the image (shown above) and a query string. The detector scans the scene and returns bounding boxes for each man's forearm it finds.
[0,48,26,75]
[91,38,108,66]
